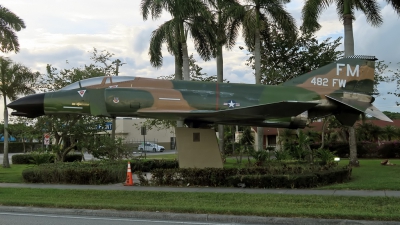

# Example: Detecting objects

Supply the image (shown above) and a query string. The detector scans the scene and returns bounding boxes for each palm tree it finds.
[382,125,397,141]
[302,0,400,56]
[241,0,297,151]
[148,19,183,80]
[141,0,215,81]
[0,5,26,53]
[0,57,38,167]
[204,0,243,154]
[302,0,400,166]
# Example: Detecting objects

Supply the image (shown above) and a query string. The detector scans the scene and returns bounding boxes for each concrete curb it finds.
[0,206,399,225]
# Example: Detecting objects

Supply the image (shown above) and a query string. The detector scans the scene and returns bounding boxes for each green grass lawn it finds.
[0,164,30,183]
[4,158,400,191]
[2,159,400,220]
[0,187,399,221]
[319,159,400,190]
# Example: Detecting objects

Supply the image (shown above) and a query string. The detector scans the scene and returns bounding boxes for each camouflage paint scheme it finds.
[7,56,392,128]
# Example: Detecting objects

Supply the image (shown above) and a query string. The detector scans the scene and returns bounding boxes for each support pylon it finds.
[124,161,134,186]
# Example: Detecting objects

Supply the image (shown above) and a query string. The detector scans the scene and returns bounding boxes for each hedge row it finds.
[310,141,400,158]
[141,166,351,188]
[21,160,179,184]
[0,142,41,153]
[130,159,178,172]
[22,162,126,184]
[12,153,83,164]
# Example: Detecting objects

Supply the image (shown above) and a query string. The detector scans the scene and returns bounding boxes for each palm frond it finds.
[301,0,333,32]
[0,5,26,53]
[354,0,382,26]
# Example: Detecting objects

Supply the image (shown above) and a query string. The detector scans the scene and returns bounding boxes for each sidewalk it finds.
[1,182,400,198]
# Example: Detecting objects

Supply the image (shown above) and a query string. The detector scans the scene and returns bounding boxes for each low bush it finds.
[30,152,55,165]
[64,154,83,162]
[378,141,400,158]
[130,159,178,172]
[22,161,126,184]
[146,164,351,188]
[12,154,33,164]
[12,153,83,164]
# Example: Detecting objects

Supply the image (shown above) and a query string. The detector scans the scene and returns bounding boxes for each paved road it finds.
[0,206,398,225]
[0,211,239,225]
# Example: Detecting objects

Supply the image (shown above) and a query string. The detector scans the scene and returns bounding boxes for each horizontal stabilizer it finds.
[326,94,392,123]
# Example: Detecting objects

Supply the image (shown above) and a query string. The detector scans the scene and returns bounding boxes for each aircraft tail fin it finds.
[283,55,393,126]
[282,55,377,94]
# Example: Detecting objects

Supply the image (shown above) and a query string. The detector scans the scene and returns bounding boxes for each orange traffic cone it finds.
[124,162,134,186]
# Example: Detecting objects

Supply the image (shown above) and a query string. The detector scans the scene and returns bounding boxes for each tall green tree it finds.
[37,64,109,162]
[302,0,400,56]
[89,48,124,141]
[245,27,343,85]
[0,57,38,167]
[148,19,183,80]
[302,0,400,167]
[0,5,26,53]
[205,0,243,154]
[141,0,215,81]
[241,0,297,151]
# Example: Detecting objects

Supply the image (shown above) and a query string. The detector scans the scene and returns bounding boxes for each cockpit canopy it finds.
[60,76,136,90]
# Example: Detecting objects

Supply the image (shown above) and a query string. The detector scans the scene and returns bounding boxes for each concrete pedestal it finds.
[175,127,223,168]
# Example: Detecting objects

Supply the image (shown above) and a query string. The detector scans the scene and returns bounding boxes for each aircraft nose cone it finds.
[7,93,45,117]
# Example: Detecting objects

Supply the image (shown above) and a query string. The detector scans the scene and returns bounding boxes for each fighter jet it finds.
[7,55,392,129]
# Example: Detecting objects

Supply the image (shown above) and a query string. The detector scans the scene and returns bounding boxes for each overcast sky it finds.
[0,0,399,116]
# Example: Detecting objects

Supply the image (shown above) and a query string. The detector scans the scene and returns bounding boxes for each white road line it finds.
[0,212,230,225]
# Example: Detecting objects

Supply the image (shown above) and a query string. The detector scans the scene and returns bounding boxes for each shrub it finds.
[316,148,336,165]
[64,154,83,162]
[274,150,292,161]
[22,161,126,184]
[30,152,55,165]
[12,154,33,164]
[327,142,349,158]
[130,159,178,172]
[12,153,55,164]
[148,164,350,188]
[378,141,400,158]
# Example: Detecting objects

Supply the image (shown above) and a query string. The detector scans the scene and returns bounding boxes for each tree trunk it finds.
[111,117,116,140]
[2,95,10,168]
[348,126,359,166]
[175,43,183,128]
[257,127,264,151]
[254,27,264,151]
[216,45,224,155]
[343,5,357,166]
[181,41,190,80]
[174,55,183,81]
[343,15,354,57]
[320,118,328,149]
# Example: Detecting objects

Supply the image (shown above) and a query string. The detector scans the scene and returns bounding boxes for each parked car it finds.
[137,142,165,152]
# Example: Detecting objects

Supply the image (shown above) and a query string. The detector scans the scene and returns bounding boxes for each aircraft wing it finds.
[211,101,318,118]
[138,101,318,122]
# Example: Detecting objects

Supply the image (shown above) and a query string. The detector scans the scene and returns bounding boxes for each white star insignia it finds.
[228,100,236,108]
